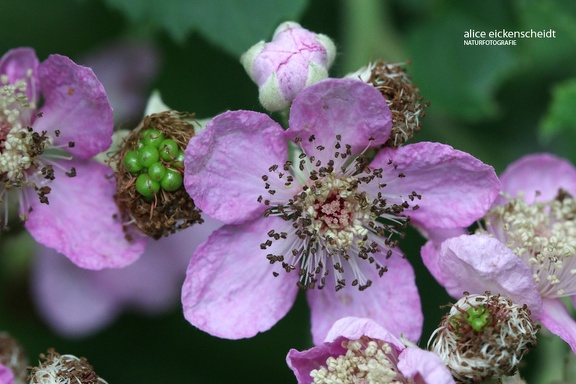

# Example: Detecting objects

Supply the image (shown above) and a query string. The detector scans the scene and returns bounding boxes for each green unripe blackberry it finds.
[138,145,160,168]
[141,129,165,148]
[160,168,183,192]
[159,139,180,161]
[123,150,142,174]
[136,173,160,199]
[148,162,166,182]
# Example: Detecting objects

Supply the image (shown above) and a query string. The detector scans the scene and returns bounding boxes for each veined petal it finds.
[184,110,288,225]
[35,54,113,158]
[181,217,299,339]
[287,78,391,159]
[306,252,422,345]
[435,234,542,317]
[497,153,576,205]
[25,159,146,269]
[372,142,500,228]
[540,298,576,353]
[0,47,40,106]
[397,347,455,384]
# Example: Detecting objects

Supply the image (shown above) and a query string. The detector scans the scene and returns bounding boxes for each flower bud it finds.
[241,21,336,112]
[429,292,538,383]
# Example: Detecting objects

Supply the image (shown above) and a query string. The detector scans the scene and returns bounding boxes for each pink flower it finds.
[241,21,336,112]
[32,215,221,338]
[422,153,576,352]
[287,317,455,384]
[0,47,145,269]
[183,78,500,343]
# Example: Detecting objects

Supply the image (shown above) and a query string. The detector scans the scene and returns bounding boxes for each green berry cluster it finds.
[123,128,185,201]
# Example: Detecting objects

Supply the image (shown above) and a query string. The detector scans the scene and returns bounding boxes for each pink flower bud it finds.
[241,21,336,111]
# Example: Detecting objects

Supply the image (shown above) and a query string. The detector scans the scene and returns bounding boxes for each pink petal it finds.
[106,216,222,309]
[0,363,14,384]
[0,47,40,105]
[540,298,576,353]
[435,234,542,317]
[372,142,500,228]
[497,153,576,205]
[324,317,404,348]
[286,343,347,384]
[181,217,299,339]
[397,347,455,384]
[35,54,113,158]
[287,78,391,161]
[25,159,146,269]
[32,246,119,337]
[33,216,221,338]
[306,251,422,345]
[184,110,288,225]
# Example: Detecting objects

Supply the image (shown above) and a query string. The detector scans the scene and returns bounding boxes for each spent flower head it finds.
[28,349,107,384]
[241,21,336,112]
[0,332,26,384]
[112,109,203,239]
[182,78,499,342]
[347,60,429,148]
[429,292,538,383]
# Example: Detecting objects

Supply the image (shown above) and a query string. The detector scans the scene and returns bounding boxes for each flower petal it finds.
[287,78,391,158]
[33,216,221,338]
[181,217,299,339]
[372,142,500,228]
[307,251,422,345]
[0,47,40,105]
[32,246,120,337]
[25,159,146,269]
[35,54,113,158]
[540,298,576,353]
[497,153,576,205]
[286,343,347,384]
[324,317,404,348]
[184,110,288,225]
[0,363,14,384]
[434,234,542,317]
[397,347,455,384]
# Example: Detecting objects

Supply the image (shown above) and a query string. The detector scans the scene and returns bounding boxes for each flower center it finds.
[310,336,404,384]
[0,72,75,227]
[260,135,419,291]
[482,190,576,297]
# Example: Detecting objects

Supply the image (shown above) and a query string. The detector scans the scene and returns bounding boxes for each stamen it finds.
[261,135,419,291]
[480,190,576,298]
[310,336,403,383]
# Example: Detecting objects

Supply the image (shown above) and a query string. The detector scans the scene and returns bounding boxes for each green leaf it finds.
[407,6,517,121]
[540,78,576,141]
[514,0,576,67]
[101,0,309,57]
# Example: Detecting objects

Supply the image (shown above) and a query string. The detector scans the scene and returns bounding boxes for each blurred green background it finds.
[1,0,576,382]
